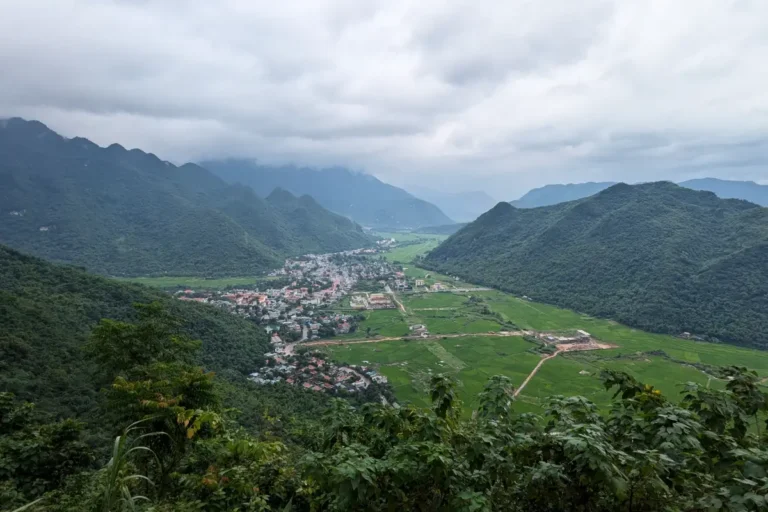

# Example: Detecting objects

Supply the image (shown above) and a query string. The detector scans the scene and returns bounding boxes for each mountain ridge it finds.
[0,118,372,276]
[201,158,454,229]
[510,178,768,208]
[425,181,768,348]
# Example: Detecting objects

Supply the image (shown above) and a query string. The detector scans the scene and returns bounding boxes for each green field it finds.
[320,237,768,413]
[352,309,411,338]
[373,231,448,263]
[117,275,280,290]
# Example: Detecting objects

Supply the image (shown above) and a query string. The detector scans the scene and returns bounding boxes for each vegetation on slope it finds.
[425,182,768,348]
[4,242,768,510]
[5,320,768,511]
[0,245,272,424]
[0,119,371,277]
[201,159,455,229]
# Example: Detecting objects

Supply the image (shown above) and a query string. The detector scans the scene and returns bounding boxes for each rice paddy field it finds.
[322,235,768,414]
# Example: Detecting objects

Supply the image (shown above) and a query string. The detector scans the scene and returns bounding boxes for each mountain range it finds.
[425,182,768,348]
[201,159,454,229]
[0,118,371,276]
[510,178,768,208]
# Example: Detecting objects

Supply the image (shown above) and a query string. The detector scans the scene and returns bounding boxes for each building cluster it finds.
[537,330,592,344]
[350,292,396,310]
[177,248,397,340]
[376,238,396,248]
[249,348,388,395]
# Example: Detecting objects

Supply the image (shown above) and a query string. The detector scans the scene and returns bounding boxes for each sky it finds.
[1,0,768,199]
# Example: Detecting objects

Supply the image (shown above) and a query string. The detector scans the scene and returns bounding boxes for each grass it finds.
[405,293,470,309]
[325,239,768,414]
[372,231,448,264]
[354,309,411,338]
[116,275,279,290]
[324,336,544,413]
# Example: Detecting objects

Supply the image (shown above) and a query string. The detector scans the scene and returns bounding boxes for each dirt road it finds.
[387,291,406,313]
[513,349,562,397]
[301,330,526,348]
[513,340,616,397]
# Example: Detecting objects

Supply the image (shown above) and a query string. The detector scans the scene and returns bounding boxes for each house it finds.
[415,279,425,287]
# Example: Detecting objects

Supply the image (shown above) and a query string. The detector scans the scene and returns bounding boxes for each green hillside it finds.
[201,158,455,229]
[4,250,768,511]
[0,244,272,423]
[0,119,371,276]
[425,182,768,348]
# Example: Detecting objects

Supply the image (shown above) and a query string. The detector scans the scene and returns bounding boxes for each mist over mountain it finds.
[0,119,371,276]
[406,187,498,222]
[201,159,454,229]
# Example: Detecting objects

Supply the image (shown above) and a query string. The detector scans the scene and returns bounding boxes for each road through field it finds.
[514,349,562,397]
[300,330,527,350]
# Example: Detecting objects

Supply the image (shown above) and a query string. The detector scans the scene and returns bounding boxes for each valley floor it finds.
[321,232,768,414]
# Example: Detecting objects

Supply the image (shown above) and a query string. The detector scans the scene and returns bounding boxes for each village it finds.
[176,248,395,341]
[247,348,389,395]
[172,242,485,397]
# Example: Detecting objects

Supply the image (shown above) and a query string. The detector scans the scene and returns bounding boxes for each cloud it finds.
[1,0,767,196]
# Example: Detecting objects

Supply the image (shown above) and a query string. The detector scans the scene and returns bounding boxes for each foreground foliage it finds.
[3,301,768,511]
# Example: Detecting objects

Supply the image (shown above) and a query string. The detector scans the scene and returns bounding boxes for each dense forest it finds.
[425,182,768,349]
[201,159,454,229]
[0,119,371,277]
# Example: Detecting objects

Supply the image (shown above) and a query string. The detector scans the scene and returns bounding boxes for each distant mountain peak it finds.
[201,159,454,229]
[266,187,297,202]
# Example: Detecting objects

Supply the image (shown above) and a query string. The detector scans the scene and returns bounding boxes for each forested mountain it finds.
[426,182,768,348]
[510,181,617,208]
[0,244,271,424]
[201,159,454,229]
[407,187,498,222]
[511,178,768,208]
[0,119,371,276]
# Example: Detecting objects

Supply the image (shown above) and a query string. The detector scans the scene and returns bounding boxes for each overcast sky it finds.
[2,0,767,198]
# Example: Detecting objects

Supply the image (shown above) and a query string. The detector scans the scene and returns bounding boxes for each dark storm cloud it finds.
[1,0,767,197]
